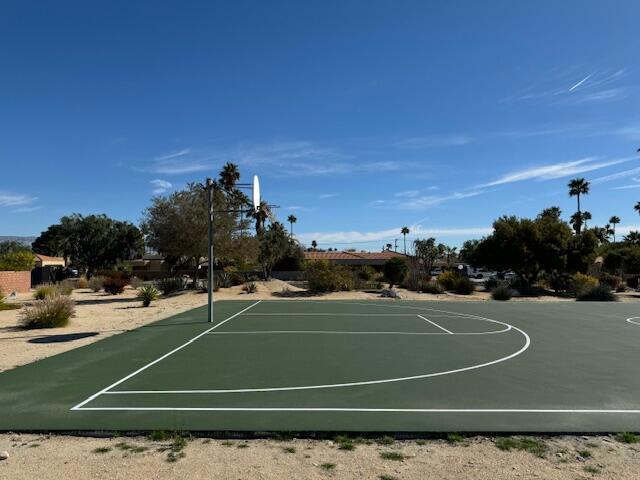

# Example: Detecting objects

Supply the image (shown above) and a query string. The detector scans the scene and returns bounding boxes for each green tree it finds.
[250,201,272,235]
[0,251,36,271]
[635,201,640,216]
[609,216,621,242]
[413,238,444,274]
[400,226,410,254]
[258,222,290,279]
[459,239,480,264]
[568,178,590,234]
[219,162,241,191]
[0,241,30,255]
[287,214,297,239]
[538,206,562,220]
[443,245,457,266]
[383,257,408,288]
[311,240,318,250]
[32,214,143,276]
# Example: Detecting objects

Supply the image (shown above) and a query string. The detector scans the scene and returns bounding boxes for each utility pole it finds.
[394,239,399,252]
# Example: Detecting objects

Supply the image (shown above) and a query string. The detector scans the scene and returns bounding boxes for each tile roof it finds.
[304,251,408,261]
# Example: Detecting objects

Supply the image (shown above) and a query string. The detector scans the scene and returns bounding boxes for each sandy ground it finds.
[2,282,640,478]
[1,433,639,479]
[1,279,638,373]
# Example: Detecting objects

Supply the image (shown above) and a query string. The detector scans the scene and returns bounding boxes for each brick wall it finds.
[0,271,31,294]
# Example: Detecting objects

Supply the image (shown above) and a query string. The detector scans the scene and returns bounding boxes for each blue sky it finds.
[1,1,639,250]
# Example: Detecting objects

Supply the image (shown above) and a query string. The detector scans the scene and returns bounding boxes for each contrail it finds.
[569,73,593,92]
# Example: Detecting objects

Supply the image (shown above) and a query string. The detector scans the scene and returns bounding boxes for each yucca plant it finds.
[137,284,160,307]
[243,282,258,294]
[19,296,76,328]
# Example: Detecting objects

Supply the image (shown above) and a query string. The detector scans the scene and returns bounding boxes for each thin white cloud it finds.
[0,192,37,207]
[396,135,472,149]
[479,157,632,188]
[568,73,594,92]
[590,164,640,184]
[399,190,487,209]
[614,124,640,141]
[318,193,339,199]
[286,205,314,212]
[150,179,172,194]
[155,149,191,161]
[612,184,640,190]
[12,206,42,213]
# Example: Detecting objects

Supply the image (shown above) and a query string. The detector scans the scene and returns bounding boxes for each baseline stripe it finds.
[71,407,640,413]
[205,327,511,336]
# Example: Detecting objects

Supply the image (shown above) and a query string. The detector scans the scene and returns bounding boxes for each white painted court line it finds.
[239,313,464,317]
[72,407,640,414]
[417,314,453,334]
[71,301,263,411]
[205,327,511,336]
[627,317,640,326]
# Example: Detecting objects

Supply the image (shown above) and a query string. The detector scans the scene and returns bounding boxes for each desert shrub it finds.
[383,258,408,288]
[421,282,444,294]
[491,285,513,301]
[437,270,459,290]
[103,275,129,295]
[137,284,160,307]
[453,276,475,295]
[357,265,376,281]
[571,273,598,296]
[0,251,36,271]
[19,296,76,328]
[577,284,616,301]
[34,285,58,300]
[88,276,105,292]
[484,277,499,291]
[243,281,258,294]
[627,276,639,290]
[76,277,89,289]
[598,272,622,290]
[57,279,74,296]
[156,277,185,295]
[306,260,354,292]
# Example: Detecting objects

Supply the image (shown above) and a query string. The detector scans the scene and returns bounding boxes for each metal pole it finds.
[207,178,214,323]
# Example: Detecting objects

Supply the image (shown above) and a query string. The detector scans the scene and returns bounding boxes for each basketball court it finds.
[1,299,639,433]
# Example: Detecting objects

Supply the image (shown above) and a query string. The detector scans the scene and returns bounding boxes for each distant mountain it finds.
[0,236,36,246]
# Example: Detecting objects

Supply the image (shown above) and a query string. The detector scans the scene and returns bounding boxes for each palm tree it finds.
[311,240,318,250]
[582,211,592,229]
[287,214,297,239]
[400,227,410,254]
[635,201,640,216]
[624,231,640,245]
[569,212,583,233]
[444,246,457,266]
[249,200,271,235]
[568,178,590,234]
[219,162,241,191]
[609,216,621,242]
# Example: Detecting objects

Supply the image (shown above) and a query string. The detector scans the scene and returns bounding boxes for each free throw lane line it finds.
[417,314,453,334]
[71,300,262,411]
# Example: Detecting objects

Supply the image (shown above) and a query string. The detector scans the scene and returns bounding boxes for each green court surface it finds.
[1,299,640,433]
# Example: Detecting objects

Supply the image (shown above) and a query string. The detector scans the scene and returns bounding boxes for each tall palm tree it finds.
[400,226,410,254]
[249,200,271,235]
[444,246,457,266]
[219,162,241,191]
[568,178,590,234]
[609,216,621,242]
[287,214,297,239]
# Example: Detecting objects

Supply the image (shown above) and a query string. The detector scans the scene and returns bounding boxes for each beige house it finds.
[34,254,66,268]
